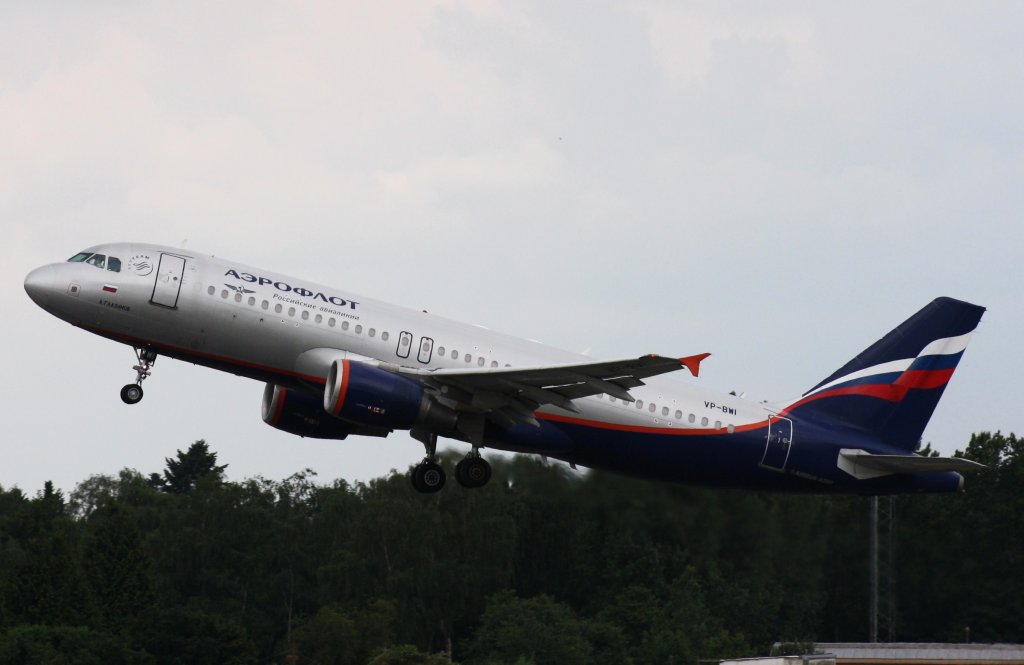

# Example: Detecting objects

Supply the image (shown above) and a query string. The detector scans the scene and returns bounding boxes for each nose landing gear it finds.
[121,347,157,405]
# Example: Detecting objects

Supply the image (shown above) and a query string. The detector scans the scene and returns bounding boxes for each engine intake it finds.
[262,383,385,439]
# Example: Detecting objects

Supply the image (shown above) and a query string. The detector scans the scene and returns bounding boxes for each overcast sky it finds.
[4,2,1022,494]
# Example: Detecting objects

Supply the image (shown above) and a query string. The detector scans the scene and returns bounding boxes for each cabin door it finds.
[417,336,434,363]
[760,415,793,471]
[150,253,186,308]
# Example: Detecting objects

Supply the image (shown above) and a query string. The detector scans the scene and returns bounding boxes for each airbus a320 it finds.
[24,243,985,493]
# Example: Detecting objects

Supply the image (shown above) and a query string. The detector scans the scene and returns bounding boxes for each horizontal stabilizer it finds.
[838,448,985,480]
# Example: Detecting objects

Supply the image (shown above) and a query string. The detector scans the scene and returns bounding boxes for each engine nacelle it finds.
[263,383,383,439]
[324,359,426,430]
[323,360,458,433]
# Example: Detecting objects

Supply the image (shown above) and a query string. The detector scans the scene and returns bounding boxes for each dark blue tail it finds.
[782,297,985,450]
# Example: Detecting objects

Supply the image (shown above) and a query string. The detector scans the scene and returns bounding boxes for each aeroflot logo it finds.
[224,269,360,310]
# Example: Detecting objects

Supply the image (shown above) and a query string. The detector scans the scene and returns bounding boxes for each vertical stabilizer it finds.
[782,297,985,450]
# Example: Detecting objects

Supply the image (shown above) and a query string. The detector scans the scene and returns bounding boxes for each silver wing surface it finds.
[397,353,710,438]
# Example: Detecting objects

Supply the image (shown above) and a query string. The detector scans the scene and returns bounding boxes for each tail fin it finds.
[782,297,985,450]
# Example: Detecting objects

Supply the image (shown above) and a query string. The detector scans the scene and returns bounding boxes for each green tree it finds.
[5,483,96,627]
[0,625,152,665]
[129,606,257,665]
[290,601,395,665]
[366,644,451,665]
[465,591,592,665]
[83,503,154,630]
[150,440,227,494]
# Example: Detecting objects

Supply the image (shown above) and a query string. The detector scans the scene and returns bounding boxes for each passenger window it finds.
[464,353,471,363]
[715,420,722,429]
[478,357,485,367]
[107,257,121,272]
[248,297,256,306]
[491,361,498,367]
[649,403,656,413]
[382,331,389,341]
[235,293,242,303]
[315,314,323,324]
[301,310,309,320]
[221,290,229,299]
[437,346,445,356]
[207,286,215,295]
[355,325,362,334]
[452,350,458,359]
[688,414,696,424]
[274,304,282,313]
[636,400,643,409]
[662,407,669,416]
[727,424,735,433]
[342,321,349,330]
[701,417,709,427]
[368,328,375,337]
[261,300,269,310]
[329,318,336,327]
[288,307,295,317]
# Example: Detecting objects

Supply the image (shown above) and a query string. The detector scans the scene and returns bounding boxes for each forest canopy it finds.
[0,432,1019,665]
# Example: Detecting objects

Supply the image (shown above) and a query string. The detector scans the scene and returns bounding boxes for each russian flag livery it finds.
[781,298,985,451]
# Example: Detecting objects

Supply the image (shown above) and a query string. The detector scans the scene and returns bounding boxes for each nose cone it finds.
[24,265,56,308]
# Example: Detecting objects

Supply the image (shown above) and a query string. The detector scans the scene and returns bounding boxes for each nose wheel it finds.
[121,347,157,405]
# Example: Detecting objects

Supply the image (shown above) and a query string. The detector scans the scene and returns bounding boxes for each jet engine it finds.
[323,359,457,432]
[262,383,385,439]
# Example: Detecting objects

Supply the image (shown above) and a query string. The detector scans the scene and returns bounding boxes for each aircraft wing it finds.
[397,353,710,433]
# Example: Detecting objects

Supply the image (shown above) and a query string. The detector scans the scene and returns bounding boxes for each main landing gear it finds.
[411,431,446,493]
[410,431,493,493]
[455,451,492,489]
[120,347,157,405]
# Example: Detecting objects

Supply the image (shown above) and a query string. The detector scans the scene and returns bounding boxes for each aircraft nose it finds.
[24,265,56,308]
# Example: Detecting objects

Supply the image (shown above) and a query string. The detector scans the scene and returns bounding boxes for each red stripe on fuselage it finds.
[538,412,768,436]
[780,383,909,417]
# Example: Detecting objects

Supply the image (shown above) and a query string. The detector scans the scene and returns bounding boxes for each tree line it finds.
[0,433,1020,665]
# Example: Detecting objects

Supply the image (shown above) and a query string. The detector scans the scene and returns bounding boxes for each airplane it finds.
[24,243,986,494]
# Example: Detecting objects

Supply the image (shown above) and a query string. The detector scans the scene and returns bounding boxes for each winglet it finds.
[679,353,711,377]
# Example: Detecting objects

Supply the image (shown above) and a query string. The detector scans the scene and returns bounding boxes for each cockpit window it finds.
[67,252,118,270]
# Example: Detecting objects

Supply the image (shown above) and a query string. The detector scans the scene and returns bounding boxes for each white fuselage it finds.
[32,242,768,436]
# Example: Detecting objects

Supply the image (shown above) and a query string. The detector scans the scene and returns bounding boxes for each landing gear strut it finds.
[121,347,157,405]
[411,430,446,493]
